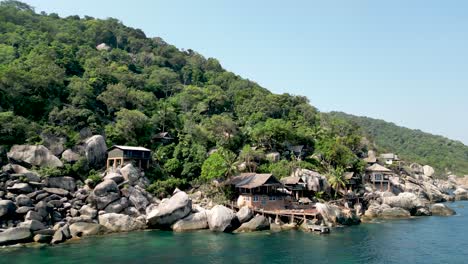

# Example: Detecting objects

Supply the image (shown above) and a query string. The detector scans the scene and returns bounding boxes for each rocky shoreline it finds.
[1,139,468,247]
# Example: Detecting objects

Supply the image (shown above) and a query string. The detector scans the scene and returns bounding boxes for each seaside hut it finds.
[365,164,393,191]
[106,145,151,170]
[228,173,287,210]
[281,176,307,200]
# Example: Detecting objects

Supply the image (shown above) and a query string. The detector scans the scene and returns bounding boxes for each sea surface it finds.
[1,201,467,264]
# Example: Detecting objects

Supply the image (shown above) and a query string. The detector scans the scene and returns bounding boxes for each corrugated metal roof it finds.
[109,145,151,152]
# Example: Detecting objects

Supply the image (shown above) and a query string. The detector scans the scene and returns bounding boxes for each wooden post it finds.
[106,159,110,170]
[139,160,142,170]
[113,159,116,169]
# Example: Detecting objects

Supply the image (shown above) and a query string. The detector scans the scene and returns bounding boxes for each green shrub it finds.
[86,169,102,188]
[147,178,187,198]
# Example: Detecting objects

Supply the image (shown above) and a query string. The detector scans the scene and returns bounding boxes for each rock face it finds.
[120,164,140,184]
[69,222,107,238]
[84,135,107,167]
[235,215,270,233]
[0,199,16,218]
[146,191,192,227]
[104,172,124,184]
[41,132,66,156]
[236,206,254,224]
[430,204,456,216]
[7,145,63,168]
[382,192,424,213]
[7,183,33,193]
[46,176,76,192]
[172,211,208,232]
[0,227,32,245]
[88,180,120,210]
[98,213,146,232]
[380,207,411,218]
[206,205,239,232]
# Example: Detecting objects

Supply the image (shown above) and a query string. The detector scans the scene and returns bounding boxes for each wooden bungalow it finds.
[228,173,287,210]
[365,164,393,191]
[281,176,307,200]
[379,153,400,165]
[344,172,361,191]
[106,145,151,170]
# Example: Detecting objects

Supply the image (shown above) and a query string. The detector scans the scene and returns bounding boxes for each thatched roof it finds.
[281,176,304,185]
[228,173,282,189]
[366,164,392,172]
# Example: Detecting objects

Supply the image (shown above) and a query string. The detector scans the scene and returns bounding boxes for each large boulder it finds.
[0,227,32,245]
[172,211,208,232]
[15,194,33,207]
[104,172,124,184]
[98,213,146,232]
[84,135,107,167]
[430,204,456,216]
[18,220,46,231]
[61,149,82,163]
[46,176,76,192]
[206,205,239,232]
[0,200,16,219]
[382,192,424,213]
[120,164,140,184]
[43,187,69,197]
[69,222,107,238]
[236,206,254,224]
[41,132,66,156]
[126,186,149,212]
[380,207,411,218]
[423,165,435,177]
[88,180,120,210]
[104,197,129,214]
[7,183,33,193]
[454,187,468,201]
[234,215,270,233]
[79,205,98,219]
[7,145,63,168]
[146,191,192,227]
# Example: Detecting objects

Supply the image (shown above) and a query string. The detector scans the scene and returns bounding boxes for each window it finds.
[253,196,259,202]
[374,174,383,181]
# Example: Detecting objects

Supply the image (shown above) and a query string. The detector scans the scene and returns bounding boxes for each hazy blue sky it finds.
[21,0,468,145]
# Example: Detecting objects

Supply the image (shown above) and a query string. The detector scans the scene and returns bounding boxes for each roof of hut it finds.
[228,173,282,189]
[281,176,304,185]
[108,145,151,152]
[366,164,392,172]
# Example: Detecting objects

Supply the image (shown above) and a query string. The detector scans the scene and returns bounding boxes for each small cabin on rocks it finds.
[106,145,151,170]
[228,173,287,210]
[344,172,361,191]
[380,153,400,165]
[281,176,307,200]
[365,164,393,191]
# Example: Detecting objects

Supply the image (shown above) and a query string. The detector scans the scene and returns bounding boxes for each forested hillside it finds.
[328,112,468,175]
[0,1,368,193]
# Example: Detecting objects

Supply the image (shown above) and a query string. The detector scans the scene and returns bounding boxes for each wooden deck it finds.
[225,203,320,223]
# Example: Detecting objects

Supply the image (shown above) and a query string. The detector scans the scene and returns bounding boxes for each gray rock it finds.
[146,191,192,227]
[16,206,34,215]
[103,172,124,184]
[33,234,52,243]
[207,205,239,232]
[79,205,97,219]
[423,165,435,177]
[15,194,33,207]
[124,207,141,217]
[104,197,129,214]
[7,183,33,193]
[51,229,66,244]
[383,192,423,213]
[25,210,43,222]
[88,180,121,210]
[84,135,107,167]
[35,192,50,201]
[98,213,146,232]
[0,227,32,245]
[172,211,208,232]
[18,220,46,231]
[236,206,254,224]
[34,229,55,236]
[126,186,149,212]
[41,132,66,156]
[46,176,76,192]
[380,207,411,218]
[35,201,52,219]
[43,187,69,197]
[7,145,63,168]
[120,164,140,184]
[0,200,16,219]
[430,203,456,216]
[454,188,468,201]
[62,149,81,163]
[234,215,270,233]
[69,222,107,238]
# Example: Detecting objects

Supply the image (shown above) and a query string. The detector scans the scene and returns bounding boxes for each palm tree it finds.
[327,167,348,199]
[238,145,264,172]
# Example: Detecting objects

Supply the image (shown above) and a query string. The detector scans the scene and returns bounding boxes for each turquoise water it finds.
[1,201,468,264]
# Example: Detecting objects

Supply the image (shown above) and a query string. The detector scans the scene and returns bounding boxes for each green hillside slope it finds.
[328,112,468,175]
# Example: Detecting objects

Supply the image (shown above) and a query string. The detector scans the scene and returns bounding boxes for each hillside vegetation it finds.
[0,1,368,193]
[328,112,468,175]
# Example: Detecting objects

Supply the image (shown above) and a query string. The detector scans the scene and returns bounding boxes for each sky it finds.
[20,0,468,145]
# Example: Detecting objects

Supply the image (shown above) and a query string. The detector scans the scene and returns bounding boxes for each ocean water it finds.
[1,201,467,264]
